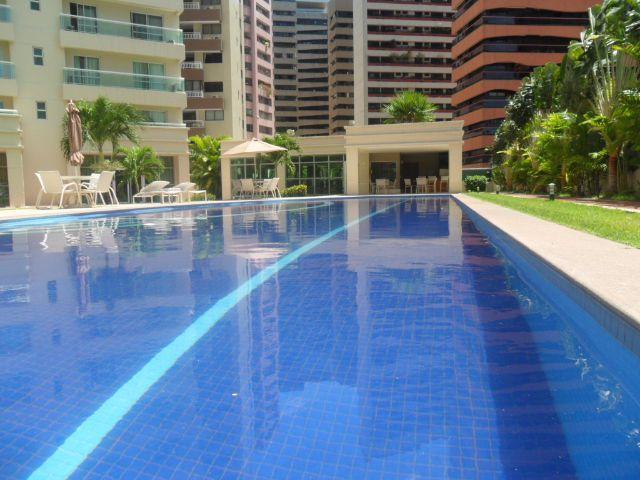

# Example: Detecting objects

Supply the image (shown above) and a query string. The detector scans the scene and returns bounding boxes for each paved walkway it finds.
[456,194,640,327]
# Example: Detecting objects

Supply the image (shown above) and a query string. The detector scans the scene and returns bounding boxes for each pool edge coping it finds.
[454,193,640,330]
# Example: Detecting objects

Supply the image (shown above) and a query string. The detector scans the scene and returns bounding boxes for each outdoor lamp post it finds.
[548,182,556,201]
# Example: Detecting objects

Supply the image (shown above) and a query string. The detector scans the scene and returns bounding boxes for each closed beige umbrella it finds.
[66,100,85,167]
[221,138,286,158]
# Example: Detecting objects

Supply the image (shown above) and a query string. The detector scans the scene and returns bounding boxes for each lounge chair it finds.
[171,182,208,202]
[35,171,81,209]
[427,176,438,193]
[256,178,280,198]
[440,176,449,192]
[132,181,170,203]
[415,177,427,194]
[239,179,255,198]
[403,178,413,193]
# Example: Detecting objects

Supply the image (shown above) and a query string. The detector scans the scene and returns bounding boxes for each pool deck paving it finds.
[455,193,640,327]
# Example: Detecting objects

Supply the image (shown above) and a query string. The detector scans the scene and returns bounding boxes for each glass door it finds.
[74,56,100,85]
[131,13,163,41]
[70,3,97,33]
[133,62,165,90]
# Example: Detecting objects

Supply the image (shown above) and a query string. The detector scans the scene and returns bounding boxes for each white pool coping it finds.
[455,194,640,326]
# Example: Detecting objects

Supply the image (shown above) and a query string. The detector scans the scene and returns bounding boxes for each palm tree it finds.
[263,132,301,174]
[584,50,639,193]
[383,90,438,124]
[118,146,164,193]
[189,135,229,198]
[61,96,144,164]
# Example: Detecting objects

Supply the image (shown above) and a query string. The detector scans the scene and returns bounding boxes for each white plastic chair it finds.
[415,176,427,194]
[132,181,170,203]
[35,171,81,209]
[440,176,449,192]
[81,171,118,206]
[428,176,438,193]
[267,177,281,198]
[403,178,413,193]
[375,178,388,194]
[240,179,255,198]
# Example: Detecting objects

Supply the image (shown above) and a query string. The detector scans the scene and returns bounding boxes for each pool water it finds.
[0,197,639,479]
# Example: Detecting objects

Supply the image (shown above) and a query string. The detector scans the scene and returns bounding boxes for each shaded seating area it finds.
[233,178,281,199]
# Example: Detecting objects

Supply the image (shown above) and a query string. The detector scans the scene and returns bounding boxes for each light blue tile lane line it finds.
[27,200,401,480]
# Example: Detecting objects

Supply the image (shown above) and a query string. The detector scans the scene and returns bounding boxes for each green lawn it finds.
[466,193,640,248]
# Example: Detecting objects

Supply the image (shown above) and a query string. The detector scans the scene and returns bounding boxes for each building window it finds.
[205,110,223,121]
[33,47,44,66]
[204,53,223,63]
[286,155,345,194]
[30,0,40,11]
[141,110,168,124]
[159,157,174,184]
[230,158,275,180]
[130,12,163,41]
[204,81,223,93]
[36,102,46,120]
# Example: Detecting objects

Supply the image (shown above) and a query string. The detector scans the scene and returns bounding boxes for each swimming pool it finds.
[1,197,639,479]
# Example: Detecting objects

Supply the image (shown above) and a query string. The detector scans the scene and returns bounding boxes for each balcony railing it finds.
[142,122,187,128]
[183,2,201,9]
[0,61,15,79]
[60,14,183,44]
[0,5,11,23]
[186,90,204,98]
[63,68,185,92]
[185,120,205,128]
[182,61,203,69]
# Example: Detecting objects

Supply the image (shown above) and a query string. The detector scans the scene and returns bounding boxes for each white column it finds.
[221,156,232,200]
[276,163,286,192]
[448,142,463,193]
[346,147,370,195]
[175,154,191,184]
[7,150,25,207]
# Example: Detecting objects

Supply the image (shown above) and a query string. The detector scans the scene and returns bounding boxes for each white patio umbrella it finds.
[221,138,286,158]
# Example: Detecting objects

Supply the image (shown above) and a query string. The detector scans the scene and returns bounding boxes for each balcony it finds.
[60,14,185,60]
[186,95,224,109]
[181,5,221,23]
[186,119,206,136]
[0,61,17,97]
[62,68,186,108]
[184,33,222,52]
[182,61,204,81]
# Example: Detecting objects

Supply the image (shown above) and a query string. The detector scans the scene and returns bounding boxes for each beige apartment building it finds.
[273,0,330,137]
[352,0,455,125]
[1,0,189,208]
[180,0,244,139]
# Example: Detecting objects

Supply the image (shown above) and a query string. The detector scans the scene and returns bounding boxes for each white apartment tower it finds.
[1,0,189,207]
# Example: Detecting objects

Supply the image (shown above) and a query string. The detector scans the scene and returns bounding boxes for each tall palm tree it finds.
[263,132,301,174]
[118,146,164,192]
[61,96,144,164]
[383,90,437,124]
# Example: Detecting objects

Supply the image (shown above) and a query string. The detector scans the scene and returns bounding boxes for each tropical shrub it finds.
[282,184,307,197]
[262,132,301,174]
[189,135,228,198]
[118,146,164,192]
[464,175,488,192]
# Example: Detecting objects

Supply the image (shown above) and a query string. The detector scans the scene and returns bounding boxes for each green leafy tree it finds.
[118,146,164,193]
[263,132,302,174]
[383,90,437,124]
[189,135,228,198]
[61,96,144,163]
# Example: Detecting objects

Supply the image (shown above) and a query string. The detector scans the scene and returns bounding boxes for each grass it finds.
[466,192,640,248]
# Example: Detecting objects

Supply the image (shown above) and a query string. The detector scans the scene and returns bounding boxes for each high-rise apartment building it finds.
[451,0,599,171]
[352,0,455,126]
[180,1,245,139]
[244,0,276,138]
[1,0,189,207]
[273,0,330,137]
[327,0,354,135]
